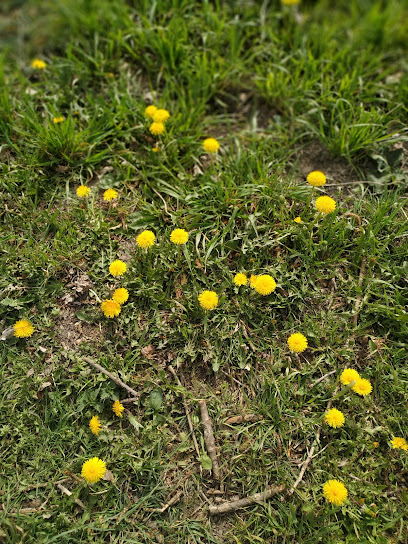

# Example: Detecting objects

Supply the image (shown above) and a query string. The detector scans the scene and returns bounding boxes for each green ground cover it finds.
[0,0,407,542]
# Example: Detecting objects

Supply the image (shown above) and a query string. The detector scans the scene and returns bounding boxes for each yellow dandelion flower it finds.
[13,319,35,338]
[294,216,302,223]
[170,228,189,245]
[373,442,379,448]
[112,288,129,305]
[149,122,165,135]
[324,408,345,429]
[202,138,220,153]
[281,0,300,5]
[76,185,91,198]
[198,291,219,310]
[287,333,308,353]
[307,170,326,187]
[109,260,127,276]
[352,378,372,396]
[152,108,170,123]
[31,58,47,70]
[101,299,121,318]
[249,275,258,288]
[340,368,360,385]
[103,188,118,201]
[152,146,160,152]
[112,400,124,417]
[233,273,247,287]
[391,437,408,451]
[89,416,101,435]
[323,480,348,506]
[136,230,156,249]
[81,457,106,484]
[145,105,158,118]
[53,116,65,124]
[254,275,276,295]
[315,196,336,214]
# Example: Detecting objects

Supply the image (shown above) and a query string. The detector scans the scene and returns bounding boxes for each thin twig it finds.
[353,256,367,326]
[168,365,200,458]
[120,397,139,405]
[224,414,262,425]
[57,483,86,509]
[209,485,285,515]
[83,357,139,399]
[198,400,221,481]
[308,370,336,389]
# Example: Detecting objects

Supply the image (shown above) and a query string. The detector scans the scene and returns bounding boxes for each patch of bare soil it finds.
[56,306,103,349]
[296,141,357,184]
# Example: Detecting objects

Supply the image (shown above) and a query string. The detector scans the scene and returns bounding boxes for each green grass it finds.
[1,0,408,542]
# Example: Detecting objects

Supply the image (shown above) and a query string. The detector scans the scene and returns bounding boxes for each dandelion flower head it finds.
[307,171,326,187]
[81,457,106,483]
[53,116,65,124]
[101,299,121,318]
[294,216,302,223]
[315,195,336,214]
[152,146,160,152]
[233,273,247,287]
[76,185,91,198]
[340,368,360,385]
[281,0,301,5]
[152,108,170,123]
[287,333,308,353]
[89,416,101,435]
[113,400,124,417]
[352,378,372,396]
[103,188,118,201]
[324,408,345,429]
[13,319,34,338]
[145,105,157,118]
[109,260,127,276]
[112,288,129,305]
[198,290,219,311]
[323,480,348,506]
[136,230,156,249]
[249,275,258,288]
[254,275,276,295]
[170,228,189,245]
[202,138,220,153]
[149,122,165,136]
[31,58,47,70]
[391,437,408,451]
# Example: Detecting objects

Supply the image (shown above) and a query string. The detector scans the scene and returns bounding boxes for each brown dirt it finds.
[296,140,357,184]
[56,306,103,349]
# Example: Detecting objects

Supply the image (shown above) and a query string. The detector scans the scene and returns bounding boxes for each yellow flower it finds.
[149,122,165,135]
[340,368,360,385]
[53,116,65,124]
[136,230,156,249]
[352,378,372,396]
[76,185,91,198]
[113,400,124,417]
[391,437,408,451]
[233,273,247,286]
[281,0,300,5]
[307,170,326,187]
[287,333,308,353]
[170,228,189,245]
[324,408,345,429]
[249,275,258,288]
[89,416,101,435]
[109,260,127,276]
[152,146,160,152]
[101,299,121,318]
[13,319,34,338]
[112,288,129,305]
[145,105,157,118]
[198,291,219,310]
[31,58,47,70]
[202,138,220,153]
[152,108,170,123]
[373,442,379,448]
[315,196,336,214]
[294,216,302,223]
[323,480,348,506]
[81,457,106,483]
[103,188,118,201]
[254,275,276,295]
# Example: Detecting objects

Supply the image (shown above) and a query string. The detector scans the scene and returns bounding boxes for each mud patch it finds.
[56,306,103,349]
[296,141,357,184]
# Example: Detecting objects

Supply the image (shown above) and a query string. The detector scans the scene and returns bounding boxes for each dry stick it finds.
[224,414,262,425]
[145,489,184,513]
[57,483,86,510]
[208,485,285,515]
[83,357,139,400]
[288,385,339,496]
[198,400,221,482]
[308,370,336,389]
[168,365,200,458]
[353,256,367,326]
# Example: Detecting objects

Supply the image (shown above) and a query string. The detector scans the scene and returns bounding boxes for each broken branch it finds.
[209,485,285,515]
[83,357,139,400]
[198,400,221,481]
